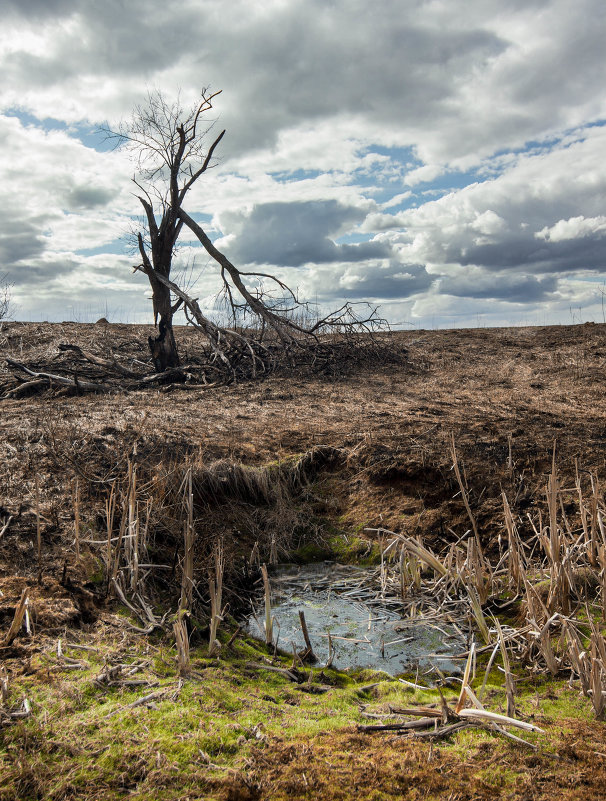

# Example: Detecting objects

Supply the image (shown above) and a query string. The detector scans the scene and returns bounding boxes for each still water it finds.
[246,562,465,676]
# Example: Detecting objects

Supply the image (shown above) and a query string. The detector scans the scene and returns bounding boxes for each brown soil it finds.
[2,320,605,555]
[231,722,606,800]
[2,319,606,799]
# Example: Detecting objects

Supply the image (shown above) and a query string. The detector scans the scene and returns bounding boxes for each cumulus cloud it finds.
[0,0,605,324]
[536,215,606,242]
[217,200,391,267]
[371,126,606,277]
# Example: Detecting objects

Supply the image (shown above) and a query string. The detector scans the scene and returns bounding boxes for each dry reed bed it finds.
[3,431,606,748]
[71,437,606,711]
[71,444,344,632]
[365,444,606,726]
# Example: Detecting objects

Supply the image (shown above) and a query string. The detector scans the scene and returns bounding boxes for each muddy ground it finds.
[2,320,606,799]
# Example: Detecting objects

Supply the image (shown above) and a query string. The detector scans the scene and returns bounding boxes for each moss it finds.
[290,541,334,563]
[1,615,604,801]
[328,533,382,565]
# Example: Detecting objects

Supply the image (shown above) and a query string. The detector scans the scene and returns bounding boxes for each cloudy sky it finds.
[1,0,605,328]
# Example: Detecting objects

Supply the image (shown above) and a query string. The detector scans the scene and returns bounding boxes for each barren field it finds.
[2,320,606,800]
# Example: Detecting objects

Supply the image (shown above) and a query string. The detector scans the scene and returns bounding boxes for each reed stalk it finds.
[72,477,81,562]
[35,474,42,584]
[455,643,475,714]
[173,616,190,676]
[105,480,117,595]
[591,655,605,720]
[261,564,273,646]
[298,610,316,661]
[466,583,491,645]
[503,492,524,592]
[2,589,29,646]
[208,542,224,656]
[110,491,128,593]
[127,462,139,593]
[450,433,485,562]
[180,466,195,613]
[547,443,560,569]
[564,622,591,695]
[599,545,606,621]
[396,534,447,577]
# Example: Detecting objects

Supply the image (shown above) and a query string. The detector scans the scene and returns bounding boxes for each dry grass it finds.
[3,321,606,797]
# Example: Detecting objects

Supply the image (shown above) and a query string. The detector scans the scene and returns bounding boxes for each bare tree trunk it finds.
[147,284,180,372]
[137,229,181,372]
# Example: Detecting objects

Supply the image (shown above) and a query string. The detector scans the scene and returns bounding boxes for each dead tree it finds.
[107,89,225,371]
[108,89,392,381]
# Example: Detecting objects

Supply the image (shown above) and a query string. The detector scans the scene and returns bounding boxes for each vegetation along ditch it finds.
[4,322,606,799]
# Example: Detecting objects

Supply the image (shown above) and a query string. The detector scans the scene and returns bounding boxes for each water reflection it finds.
[245,562,465,675]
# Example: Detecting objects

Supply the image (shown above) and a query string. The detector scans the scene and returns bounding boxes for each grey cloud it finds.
[64,185,116,210]
[437,272,558,302]
[0,221,46,274]
[340,263,433,300]
[221,200,391,267]
[2,0,604,168]
[454,234,606,275]
[0,0,504,152]
[1,0,604,168]
[2,0,76,18]
[309,261,433,302]
[211,2,506,156]
[3,260,74,287]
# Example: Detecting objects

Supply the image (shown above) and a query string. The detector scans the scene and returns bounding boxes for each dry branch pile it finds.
[0,319,404,399]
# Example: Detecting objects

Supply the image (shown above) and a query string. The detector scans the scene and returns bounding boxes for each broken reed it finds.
[173,616,190,676]
[261,564,273,646]
[2,589,29,647]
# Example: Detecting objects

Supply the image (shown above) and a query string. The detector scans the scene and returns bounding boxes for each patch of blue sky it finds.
[583,118,606,132]
[270,167,323,183]
[4,108,115,151]
[187,211,213,224]
[353,143,489,211]
[369,167,486,214]
[333,232,374,245]
[75,241,126,257]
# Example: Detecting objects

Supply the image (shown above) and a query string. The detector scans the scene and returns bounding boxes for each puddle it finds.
[245,562,465,676]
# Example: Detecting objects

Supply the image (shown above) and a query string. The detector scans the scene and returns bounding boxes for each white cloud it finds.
[371,125,606,274]
[0,0,605,325]
[536,215,606,242]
